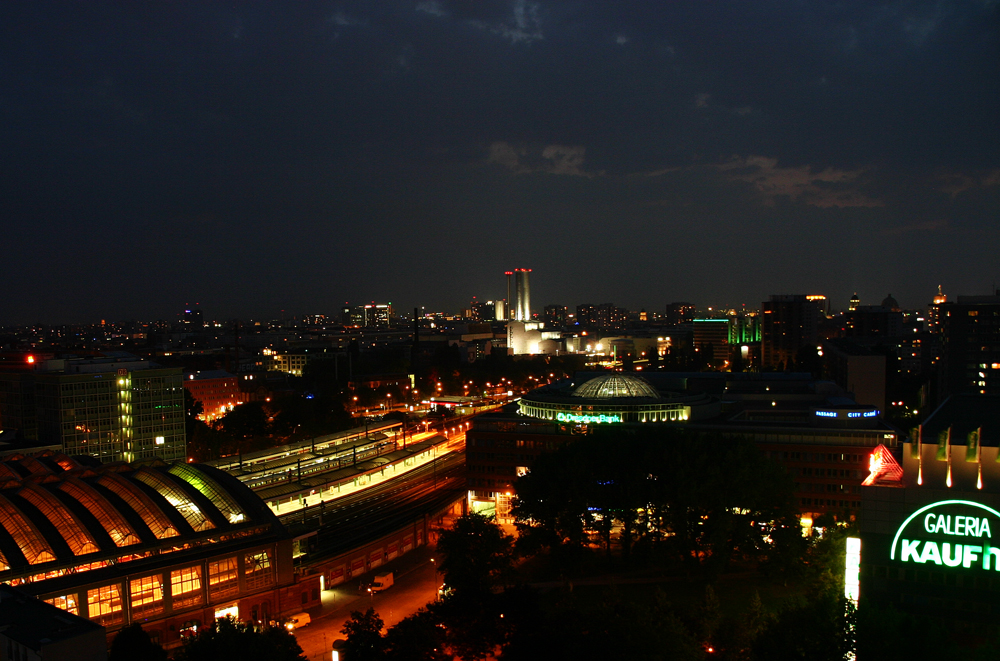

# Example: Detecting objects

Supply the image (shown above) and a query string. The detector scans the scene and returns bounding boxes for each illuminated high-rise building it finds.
[504,269,532,322]
[927,285,948,333]
[514,269,531,321]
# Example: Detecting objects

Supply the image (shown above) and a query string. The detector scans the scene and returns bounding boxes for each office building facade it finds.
[0,356,185,463]
[937,292,1000,400]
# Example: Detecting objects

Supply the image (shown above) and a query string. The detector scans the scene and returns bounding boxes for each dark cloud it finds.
[0,0,997,323]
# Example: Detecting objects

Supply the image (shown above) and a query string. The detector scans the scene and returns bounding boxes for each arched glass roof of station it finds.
[571,374,662,400]
[0,451,274,579]
[133,468,216,533]
[169,463,245,525]
[96,472,180,540]
[58,478,141,548]
[16,482,100,556]
[0,491,57,565]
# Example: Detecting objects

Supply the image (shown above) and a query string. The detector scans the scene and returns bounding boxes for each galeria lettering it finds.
[923,514,992,538]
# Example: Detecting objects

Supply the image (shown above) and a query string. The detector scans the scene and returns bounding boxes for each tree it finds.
[514,428,802,579]
[341,607,385,661]
[383,609,449,661]
[109,622,167,661]
[175,616,306,661]
[436,512,515,597]
[751,589,855,661]
[502,587,702,661]
[184,389,203,441]
[214,401,271,450]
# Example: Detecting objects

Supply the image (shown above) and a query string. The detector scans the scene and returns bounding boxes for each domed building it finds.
[881,294,901,312]
[518,373,720,424]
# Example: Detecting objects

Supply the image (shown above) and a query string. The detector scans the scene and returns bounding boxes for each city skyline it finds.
[2,1,997,324]
[0,280,985,327]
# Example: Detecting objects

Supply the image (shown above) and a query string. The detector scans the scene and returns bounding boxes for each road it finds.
[291,545,443,660]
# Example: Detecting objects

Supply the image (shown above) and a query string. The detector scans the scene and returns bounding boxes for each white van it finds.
[285,612,311,631]
[370,573,394,592]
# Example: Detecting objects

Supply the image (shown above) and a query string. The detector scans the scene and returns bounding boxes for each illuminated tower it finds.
[505,271,513,321]
[849,293,860,311]
[514,268,532,321]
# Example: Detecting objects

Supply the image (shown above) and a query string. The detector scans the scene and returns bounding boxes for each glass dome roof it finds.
[571,374,661,400]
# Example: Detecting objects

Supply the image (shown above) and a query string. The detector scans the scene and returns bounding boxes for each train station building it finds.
[0,451,316,651]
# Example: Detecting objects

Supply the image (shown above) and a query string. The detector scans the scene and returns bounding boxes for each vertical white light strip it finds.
[845,537,861,605]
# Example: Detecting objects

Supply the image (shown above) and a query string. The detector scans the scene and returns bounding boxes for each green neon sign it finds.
[890,499,1000,570]
[556,412,621,424]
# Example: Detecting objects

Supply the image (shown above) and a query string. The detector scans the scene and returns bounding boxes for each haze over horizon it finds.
[2,1,998,325]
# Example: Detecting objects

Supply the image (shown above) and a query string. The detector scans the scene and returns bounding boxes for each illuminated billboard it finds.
[889,500,1000,571]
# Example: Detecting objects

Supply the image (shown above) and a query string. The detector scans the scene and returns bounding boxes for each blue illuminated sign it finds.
[816,409,878,419]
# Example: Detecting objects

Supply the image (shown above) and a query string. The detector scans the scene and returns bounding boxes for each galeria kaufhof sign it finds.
[890,500,1000,571]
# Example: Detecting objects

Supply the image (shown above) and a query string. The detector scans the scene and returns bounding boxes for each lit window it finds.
[88,584,124,626]
[244,550,274,591]
[209,557,239,599]
[130,575,164,618]
[44,594,79,615]
[171,566,203,610]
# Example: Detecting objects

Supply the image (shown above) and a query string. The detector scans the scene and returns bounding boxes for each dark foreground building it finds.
[0,584,107,661]
[0,451,309,651]
[858,395,1000,619]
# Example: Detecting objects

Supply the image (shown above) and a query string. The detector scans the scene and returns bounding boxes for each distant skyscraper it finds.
[849,293,860,311]
[472,300,497,321]
[341,303,392,328]
[507,268,531,322]
[938,290,1000,399]
[760,295,826,370]
[665,302,696,326]
[543,304,567,327]
[182,308,203,328]
[928,285,948,333]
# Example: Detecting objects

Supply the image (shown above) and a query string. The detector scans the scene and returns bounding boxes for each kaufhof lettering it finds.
[897,539,1000,569]
[890,500,1000,571]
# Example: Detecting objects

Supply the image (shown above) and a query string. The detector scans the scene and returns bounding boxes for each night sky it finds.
[2,1,998,324]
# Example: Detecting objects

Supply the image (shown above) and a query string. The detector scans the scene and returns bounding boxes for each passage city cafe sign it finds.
[890,500,1000,570]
